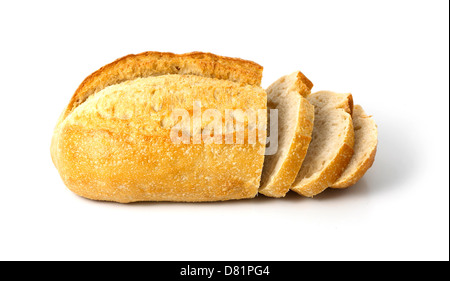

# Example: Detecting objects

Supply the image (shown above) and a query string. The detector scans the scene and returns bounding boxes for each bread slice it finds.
[259,71,315,197]
[290,91,355,197]
[331,105,378,188]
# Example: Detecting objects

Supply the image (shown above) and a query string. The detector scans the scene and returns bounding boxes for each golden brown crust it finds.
[52,75,267,203]
[347,94,354,116]
[64,51,263,120]
[296,71,314,96]
[58,128,264,203]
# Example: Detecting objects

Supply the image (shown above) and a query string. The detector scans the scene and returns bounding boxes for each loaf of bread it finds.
[51,52,267,203]
[51,51,378,203]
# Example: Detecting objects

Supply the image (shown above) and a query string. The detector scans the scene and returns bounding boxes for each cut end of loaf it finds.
[331,105,378,188]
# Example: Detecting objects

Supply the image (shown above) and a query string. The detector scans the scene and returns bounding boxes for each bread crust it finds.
[290,92,355,197]
[52,75,267,203]
[259,71,315,197]
[296,71,314,97]
[65,51,263,120]
[331,105,378,188]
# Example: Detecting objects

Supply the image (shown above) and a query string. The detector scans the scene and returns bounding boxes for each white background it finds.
[0,0,448,261]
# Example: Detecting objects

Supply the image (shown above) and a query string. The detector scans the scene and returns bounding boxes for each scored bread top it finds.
[290,91,355,197]
[331,105,378,188]
[63,75,266,139]
[65,51,263,119]
[259,71,315,197]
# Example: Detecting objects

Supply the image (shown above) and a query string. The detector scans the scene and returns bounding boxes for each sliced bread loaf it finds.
[259,71,315,197]
[290,91,355,197]
[331,105,378,188]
